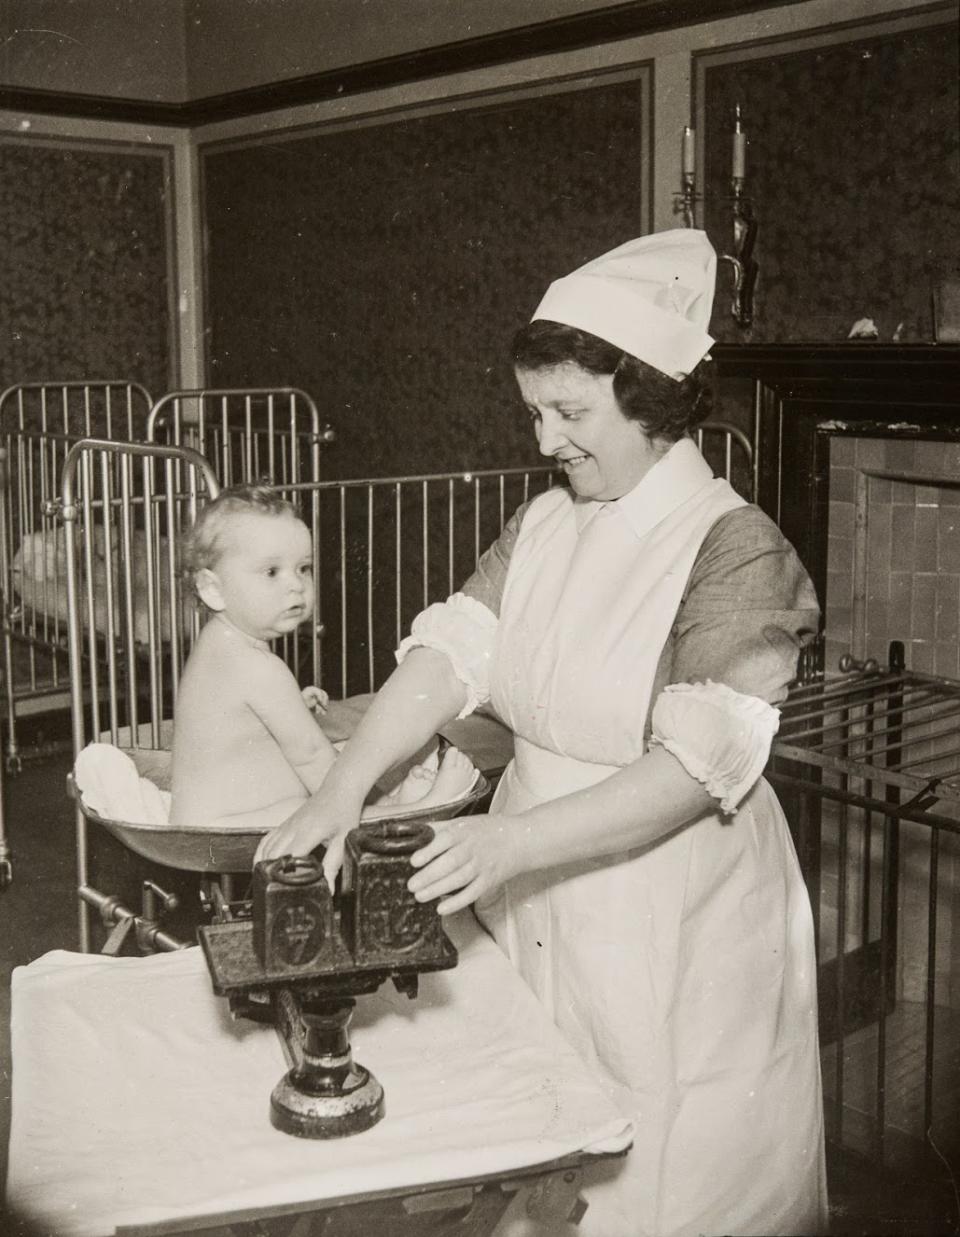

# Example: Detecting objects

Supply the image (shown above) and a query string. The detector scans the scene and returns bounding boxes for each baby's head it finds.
[183,485,314,641]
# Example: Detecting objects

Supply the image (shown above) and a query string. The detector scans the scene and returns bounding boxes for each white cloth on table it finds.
[6,913,632,1237]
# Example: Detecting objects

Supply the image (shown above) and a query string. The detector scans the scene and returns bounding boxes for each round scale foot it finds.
[270,1065,385,1139]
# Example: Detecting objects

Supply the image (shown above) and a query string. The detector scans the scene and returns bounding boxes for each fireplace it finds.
[713,343,960,653]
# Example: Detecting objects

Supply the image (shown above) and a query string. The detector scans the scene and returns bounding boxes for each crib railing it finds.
[146,387,335,487]
[0,382,154,766]
[0,380,153,440]
[283,464,560,699]
[769,644,960,1201]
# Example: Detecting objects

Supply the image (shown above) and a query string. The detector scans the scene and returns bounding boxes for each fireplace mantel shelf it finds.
[713,342,960,384]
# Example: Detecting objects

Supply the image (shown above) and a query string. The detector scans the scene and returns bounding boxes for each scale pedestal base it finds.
[270,993,386,1139]
[271,1064,385,1139]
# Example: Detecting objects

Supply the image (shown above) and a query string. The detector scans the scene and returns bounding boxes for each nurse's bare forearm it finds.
[322,647,468,800]
[512,747,716,873]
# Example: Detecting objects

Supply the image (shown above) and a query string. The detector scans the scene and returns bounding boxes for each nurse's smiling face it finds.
[516,362,664,501]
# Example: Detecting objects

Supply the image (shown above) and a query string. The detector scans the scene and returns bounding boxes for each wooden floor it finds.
[821,1000,960,1233]
[822,1001,960,1160]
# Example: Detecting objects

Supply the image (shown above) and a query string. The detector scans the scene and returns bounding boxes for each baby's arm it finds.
[249,654,338,793]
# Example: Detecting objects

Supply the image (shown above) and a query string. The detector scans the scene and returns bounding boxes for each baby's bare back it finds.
[170,622,310,827]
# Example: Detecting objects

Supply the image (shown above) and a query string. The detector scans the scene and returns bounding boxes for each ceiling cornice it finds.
[0,0,806,127]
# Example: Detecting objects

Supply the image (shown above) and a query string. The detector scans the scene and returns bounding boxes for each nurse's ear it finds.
[195,567,226,613]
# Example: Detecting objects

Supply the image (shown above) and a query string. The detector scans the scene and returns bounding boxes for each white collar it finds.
[573,437,716,539]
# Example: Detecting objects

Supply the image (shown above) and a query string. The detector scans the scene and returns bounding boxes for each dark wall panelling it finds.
[0,0,793,125]
[0,140,172,394]
[701,15,960,344]
[201,74,650,480]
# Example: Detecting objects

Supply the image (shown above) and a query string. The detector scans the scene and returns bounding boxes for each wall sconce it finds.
[674,106,759,330]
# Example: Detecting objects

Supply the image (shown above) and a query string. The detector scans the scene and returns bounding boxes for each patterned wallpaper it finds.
[0,140,172,396]
[202,77,649,479]
[703,20,960,344]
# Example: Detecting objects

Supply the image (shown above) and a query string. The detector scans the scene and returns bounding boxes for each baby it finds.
[170,485,474,832]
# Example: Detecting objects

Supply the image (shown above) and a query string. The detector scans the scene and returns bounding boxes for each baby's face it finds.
[210,512,314,641]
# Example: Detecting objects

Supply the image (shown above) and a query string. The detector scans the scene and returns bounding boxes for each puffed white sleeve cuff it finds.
[649,680,780,814]
[395,592,498,719]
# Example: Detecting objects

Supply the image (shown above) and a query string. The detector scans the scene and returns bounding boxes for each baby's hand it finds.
[301,685,329,716]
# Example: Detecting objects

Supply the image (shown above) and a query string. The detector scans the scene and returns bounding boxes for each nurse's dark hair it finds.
[510,319,714,442]
[182,484,303,578]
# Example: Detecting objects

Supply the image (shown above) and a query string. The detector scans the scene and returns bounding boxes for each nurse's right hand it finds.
[254,785,362,890]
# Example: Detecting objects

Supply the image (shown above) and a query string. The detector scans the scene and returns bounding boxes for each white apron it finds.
[478,447,827,1237]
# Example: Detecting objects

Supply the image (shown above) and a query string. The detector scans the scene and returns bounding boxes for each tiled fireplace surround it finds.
[715,343,960,1021]
[826,436,960,680]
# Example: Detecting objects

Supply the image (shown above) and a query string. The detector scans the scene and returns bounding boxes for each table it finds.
[6,912,631,1236]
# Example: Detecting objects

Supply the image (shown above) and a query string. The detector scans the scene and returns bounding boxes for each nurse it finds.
[258,230,828,1237]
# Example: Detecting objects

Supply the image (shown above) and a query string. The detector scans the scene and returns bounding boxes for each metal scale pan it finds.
[69,744,489,874]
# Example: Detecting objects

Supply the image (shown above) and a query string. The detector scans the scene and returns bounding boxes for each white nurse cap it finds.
[531,229,717,380]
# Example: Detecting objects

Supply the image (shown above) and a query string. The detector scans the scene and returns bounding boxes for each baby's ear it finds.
[195,567,225,612]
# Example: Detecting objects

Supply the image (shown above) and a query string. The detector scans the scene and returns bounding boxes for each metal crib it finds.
[0,380,154,770]
[0,383,335,888]
[769,642,960,1193]
[58,437,219,949]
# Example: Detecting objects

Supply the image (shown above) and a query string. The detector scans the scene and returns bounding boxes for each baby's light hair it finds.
[182,484,303,584]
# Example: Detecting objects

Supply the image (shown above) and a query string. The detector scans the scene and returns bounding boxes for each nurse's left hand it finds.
[407,814,520,915]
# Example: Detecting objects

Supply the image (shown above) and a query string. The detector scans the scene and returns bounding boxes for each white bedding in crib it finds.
[6,915,633,1236]
[11,526,179,642]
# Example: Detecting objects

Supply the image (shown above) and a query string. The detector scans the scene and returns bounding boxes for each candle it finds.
[732,105,746,180]
[682,125,696,179]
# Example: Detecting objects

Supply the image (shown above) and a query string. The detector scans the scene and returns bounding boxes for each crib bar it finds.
[924,828,938,1144]
[141,455,163,747]
[80,451,103,746]
[394,483,402,651]
[340,488,348,694]
[367,487,374,691]
[474,477,481,570]
[422,481,429,613]
[306,481,321,684]
[101,453,122,742]
[164,458,181,701]
[447,479,455,598]
[120,455,139,741]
